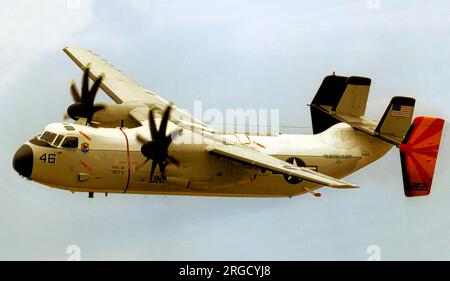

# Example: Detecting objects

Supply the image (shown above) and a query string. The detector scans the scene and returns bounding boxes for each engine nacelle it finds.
[91,103,141,128]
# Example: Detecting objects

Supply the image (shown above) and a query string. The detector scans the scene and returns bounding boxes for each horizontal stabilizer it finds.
[311,93,416,146]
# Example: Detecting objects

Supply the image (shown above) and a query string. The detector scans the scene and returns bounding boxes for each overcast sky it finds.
[0,0,449,260]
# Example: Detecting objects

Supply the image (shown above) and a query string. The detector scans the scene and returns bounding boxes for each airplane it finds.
[12,46,445,198]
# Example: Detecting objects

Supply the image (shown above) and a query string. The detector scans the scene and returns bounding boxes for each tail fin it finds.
[399,117,445,196]
[375,96,415,144]
[310,74,371,134]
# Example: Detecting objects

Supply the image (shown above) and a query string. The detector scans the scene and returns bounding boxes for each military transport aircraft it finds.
[12,46,445,198]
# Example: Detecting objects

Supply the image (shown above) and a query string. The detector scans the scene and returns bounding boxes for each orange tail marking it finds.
[399,117,445,196]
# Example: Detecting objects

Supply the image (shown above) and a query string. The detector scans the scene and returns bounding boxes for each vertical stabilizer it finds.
[399,117,445,196]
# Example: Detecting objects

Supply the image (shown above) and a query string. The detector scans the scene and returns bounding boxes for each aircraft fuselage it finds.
[13,122,392,197]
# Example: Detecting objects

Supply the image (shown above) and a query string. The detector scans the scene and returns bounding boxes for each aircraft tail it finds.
[309,74,445,197]
[310,74,371,134]
[399,117,445,196]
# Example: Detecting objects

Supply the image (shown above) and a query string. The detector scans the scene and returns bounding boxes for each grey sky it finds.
[0,0,449,260]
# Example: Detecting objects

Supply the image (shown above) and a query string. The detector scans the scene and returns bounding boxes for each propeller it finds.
[66,66,105,123]
[138,104,181,180]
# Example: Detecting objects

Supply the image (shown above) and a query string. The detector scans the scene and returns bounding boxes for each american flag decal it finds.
[391,104,413,118]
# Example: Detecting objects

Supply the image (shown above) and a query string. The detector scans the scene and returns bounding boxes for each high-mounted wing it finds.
[206,143,359,189]
[63,46,213,131]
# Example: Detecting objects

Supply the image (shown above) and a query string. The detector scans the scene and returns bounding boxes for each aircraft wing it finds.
[63,46,213,131]
[206,143,359,189]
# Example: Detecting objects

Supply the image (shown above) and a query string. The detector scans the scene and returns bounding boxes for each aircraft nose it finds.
[12,144,33,178]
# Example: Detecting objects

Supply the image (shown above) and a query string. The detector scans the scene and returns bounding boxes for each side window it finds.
[61,137,79,148]
[53,135,64,147]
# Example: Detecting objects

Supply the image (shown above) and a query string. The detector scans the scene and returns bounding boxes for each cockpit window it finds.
[53,135,64,147]
[40,131,57,144]
[61,137,79,148]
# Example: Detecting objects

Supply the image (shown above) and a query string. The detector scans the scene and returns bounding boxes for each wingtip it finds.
[329,182,359,189]
[63,45,91,53]
[342,182,359,188]
[63,45,79,51]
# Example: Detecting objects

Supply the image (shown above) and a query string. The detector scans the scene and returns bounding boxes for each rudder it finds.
[399,117,445,196]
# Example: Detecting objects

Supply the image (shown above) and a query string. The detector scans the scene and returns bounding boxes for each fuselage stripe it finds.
[79,130,92,141]
[79,160,92,171]
[119,127,131,193]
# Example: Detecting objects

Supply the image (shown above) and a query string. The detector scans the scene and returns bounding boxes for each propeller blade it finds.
[150,160,158,180]
[138,102,180,178]
[70,80,81,103]
[149,110,158,140]
[159,104,173,140]
[81,67,90,103]
[66,67,104,124]
[158,160,167,176]
[88,75,103,105]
